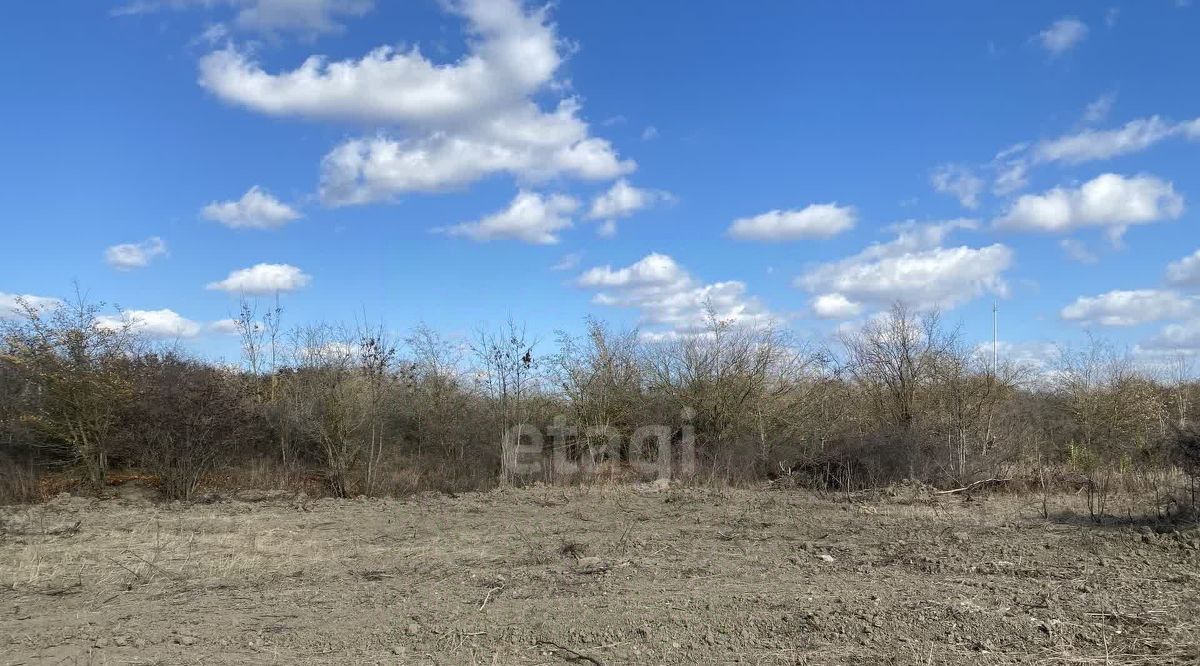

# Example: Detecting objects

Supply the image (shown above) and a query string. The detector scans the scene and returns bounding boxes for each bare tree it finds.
[282,324,378,496]
[841,303,956,480]
[930,339,1021,482]
[472,319,538,482]
[643,307,810,476]
[355,319,398,495]
[406,323,468,459]
[1053,336,1165,519]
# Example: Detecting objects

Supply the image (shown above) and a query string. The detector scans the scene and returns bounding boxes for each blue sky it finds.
[2,1,1199,366]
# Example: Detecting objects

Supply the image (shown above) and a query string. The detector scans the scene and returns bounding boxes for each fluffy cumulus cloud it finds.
[105,237,168,271]
[930,164,983,209]
[1038,18,1088,55]
[994,173,1183,242]
[811,293,863,320]
[0,292,62,319]
[114,0,374,37]
[727,203,857,242]
[1060,289,1194,327]
[1166,249,1200,288]
[198,0,633,205]
[586,179,671,235]
[318,117,631,205]
[795,220,1012,316]
[98,309,202,339]
[202,186,302,229]
[577,253,774,337]
[438,190,578,244]
[206,263,312,295]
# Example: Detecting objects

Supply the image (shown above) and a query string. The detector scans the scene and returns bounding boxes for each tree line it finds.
[1,293,1197,519]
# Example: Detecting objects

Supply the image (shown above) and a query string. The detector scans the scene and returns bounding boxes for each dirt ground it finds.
[1,484,1198,665]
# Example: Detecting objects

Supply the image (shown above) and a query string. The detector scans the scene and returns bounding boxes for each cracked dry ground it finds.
[2,486,1198,665]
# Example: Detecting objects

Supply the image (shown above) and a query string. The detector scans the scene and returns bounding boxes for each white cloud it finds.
[981,114,1199,196]
[105,237,168,271]
[99,309,202,339]
[578,253,774,336]
[795,220,1012,314]
[727,203,857,241]
[992,150,1030,196]
[1141,319,1200,354]
[198,0,633,204]
[115,0,374,37]
[1082,91,1117,125]
[1059,238,1098,264]
[994,173,1183,242]
[1038,18,1088,55]
[232,0,372,35]
[202,186,302,229]
[208,318,242,335]
[585,179,671,235]
[0,293,62,320]
[930,164,983,209]
[641,126,659,141]
[206,263,312,295]
[199,0,556,124]
[318,104,632,205]
[811,293,863,320]
[987,340,1061,372]
[1034,116,1180,164]
[1166,249,1200,288]
[1060,289,1194,326]
[579,253,689,289]
[438,190,578,244]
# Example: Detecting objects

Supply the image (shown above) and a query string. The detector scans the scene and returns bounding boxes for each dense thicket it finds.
[2,295,1197,519]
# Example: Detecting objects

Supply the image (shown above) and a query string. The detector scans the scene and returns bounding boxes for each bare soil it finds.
[2,484,1198,665]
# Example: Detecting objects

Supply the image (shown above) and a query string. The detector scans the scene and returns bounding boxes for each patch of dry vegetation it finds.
[1,294,1198,527]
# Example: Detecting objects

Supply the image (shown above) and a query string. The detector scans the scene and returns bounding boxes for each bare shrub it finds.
[120,354,260,501]
[1,291,137,487]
